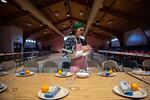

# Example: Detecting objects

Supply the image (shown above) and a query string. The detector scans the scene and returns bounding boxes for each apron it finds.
[71,43,88,69]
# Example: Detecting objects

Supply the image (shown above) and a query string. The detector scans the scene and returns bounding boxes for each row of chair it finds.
[101,59,150,72]
[0,60,58,73]
[0,58,149,73]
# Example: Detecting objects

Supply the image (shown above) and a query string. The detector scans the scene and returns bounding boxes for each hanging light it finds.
[107,20,113,25]
[54,11,59,17]
[62,24,66,28]
[79,11,83,16]
[40,24,43,27]
[70,20,73,27]
[1,0,7,3]
[43,31,47,34]
[26,22,32,26]
[67,11,70,17]
[96,20,100,26]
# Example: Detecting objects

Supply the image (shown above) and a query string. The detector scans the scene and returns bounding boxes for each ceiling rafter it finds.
[2,0,136,42]
[4,0,149,27]
[72,17,122,36]
[87,29,110,40]
[3,0,42,25]
[98,0,116,27]
[71,0,150,26]
[3,0,62,25]
[36,32,58,41]
[37,0,63,10]
[25,25,48,37]
[26,16,121,40]
[72,0,130,20]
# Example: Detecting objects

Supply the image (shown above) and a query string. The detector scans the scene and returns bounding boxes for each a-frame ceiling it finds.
[0,0,150,43]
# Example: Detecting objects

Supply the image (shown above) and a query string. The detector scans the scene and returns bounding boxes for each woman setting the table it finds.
[62,21,91,71]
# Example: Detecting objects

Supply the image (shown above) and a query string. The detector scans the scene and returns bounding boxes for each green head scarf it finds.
[73,21,84,29]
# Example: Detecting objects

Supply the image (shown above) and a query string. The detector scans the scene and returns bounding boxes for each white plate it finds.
[0,83,7,92]
[113,86,147,99]
[76,72,89,78]
[98,72,116,77]
[55,72,73,78]
[132,70,150,76]
[37,86,69,100]
[0,71,7,76]
[16,72,34,77]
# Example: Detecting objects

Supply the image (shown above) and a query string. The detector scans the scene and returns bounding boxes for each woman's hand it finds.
[82,45,92,52]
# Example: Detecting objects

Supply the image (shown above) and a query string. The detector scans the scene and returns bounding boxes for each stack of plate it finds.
[0,71,7,76]
[0,83,7,92]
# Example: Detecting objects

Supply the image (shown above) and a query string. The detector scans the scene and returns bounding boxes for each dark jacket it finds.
[62,35,87,54]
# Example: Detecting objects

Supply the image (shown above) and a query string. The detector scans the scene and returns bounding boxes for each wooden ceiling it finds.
[0,0,150,43]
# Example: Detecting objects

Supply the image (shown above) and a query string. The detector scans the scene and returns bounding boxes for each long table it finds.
[0,72,150,100]
[126,72,150,85]
[98,50,150,58]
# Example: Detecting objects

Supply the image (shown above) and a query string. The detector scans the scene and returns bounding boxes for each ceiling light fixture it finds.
[96,20,100,26]
[40,24,43,27]
[43,31,47,34]
[26,22,32,26]
[62,24,66,28]
[67,11,70,17]
[1,0,7,3]
[107,20,113,25]
[79,11,83,16]
[54,11,59,17]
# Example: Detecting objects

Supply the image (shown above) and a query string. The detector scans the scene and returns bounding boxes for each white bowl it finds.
[76,72,89,78]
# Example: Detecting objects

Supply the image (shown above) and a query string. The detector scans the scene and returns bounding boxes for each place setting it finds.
[132,68,150,76]
[98,68,116,77]
[15,69,34,77]
[76,69,90,78]
[37,84,69,100]
[112,80,148,99]
[54,69,73,78]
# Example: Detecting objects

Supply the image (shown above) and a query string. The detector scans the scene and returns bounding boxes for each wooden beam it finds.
[3,0,62,24]
[5,0,149,27]
[70,0,93,7]
[87,31,110,40]
[71,0,130,20]
[36,32,58,41]
[25,25,48,38]
[2,12,28,24]
[72,17,122,36]
[4,0,42,24]
[84,0,104,36]
[25,17,121,39]
[25,17,71,37]
[71,0,150,26]
[54,17,72,25]
[37,0,63,10]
